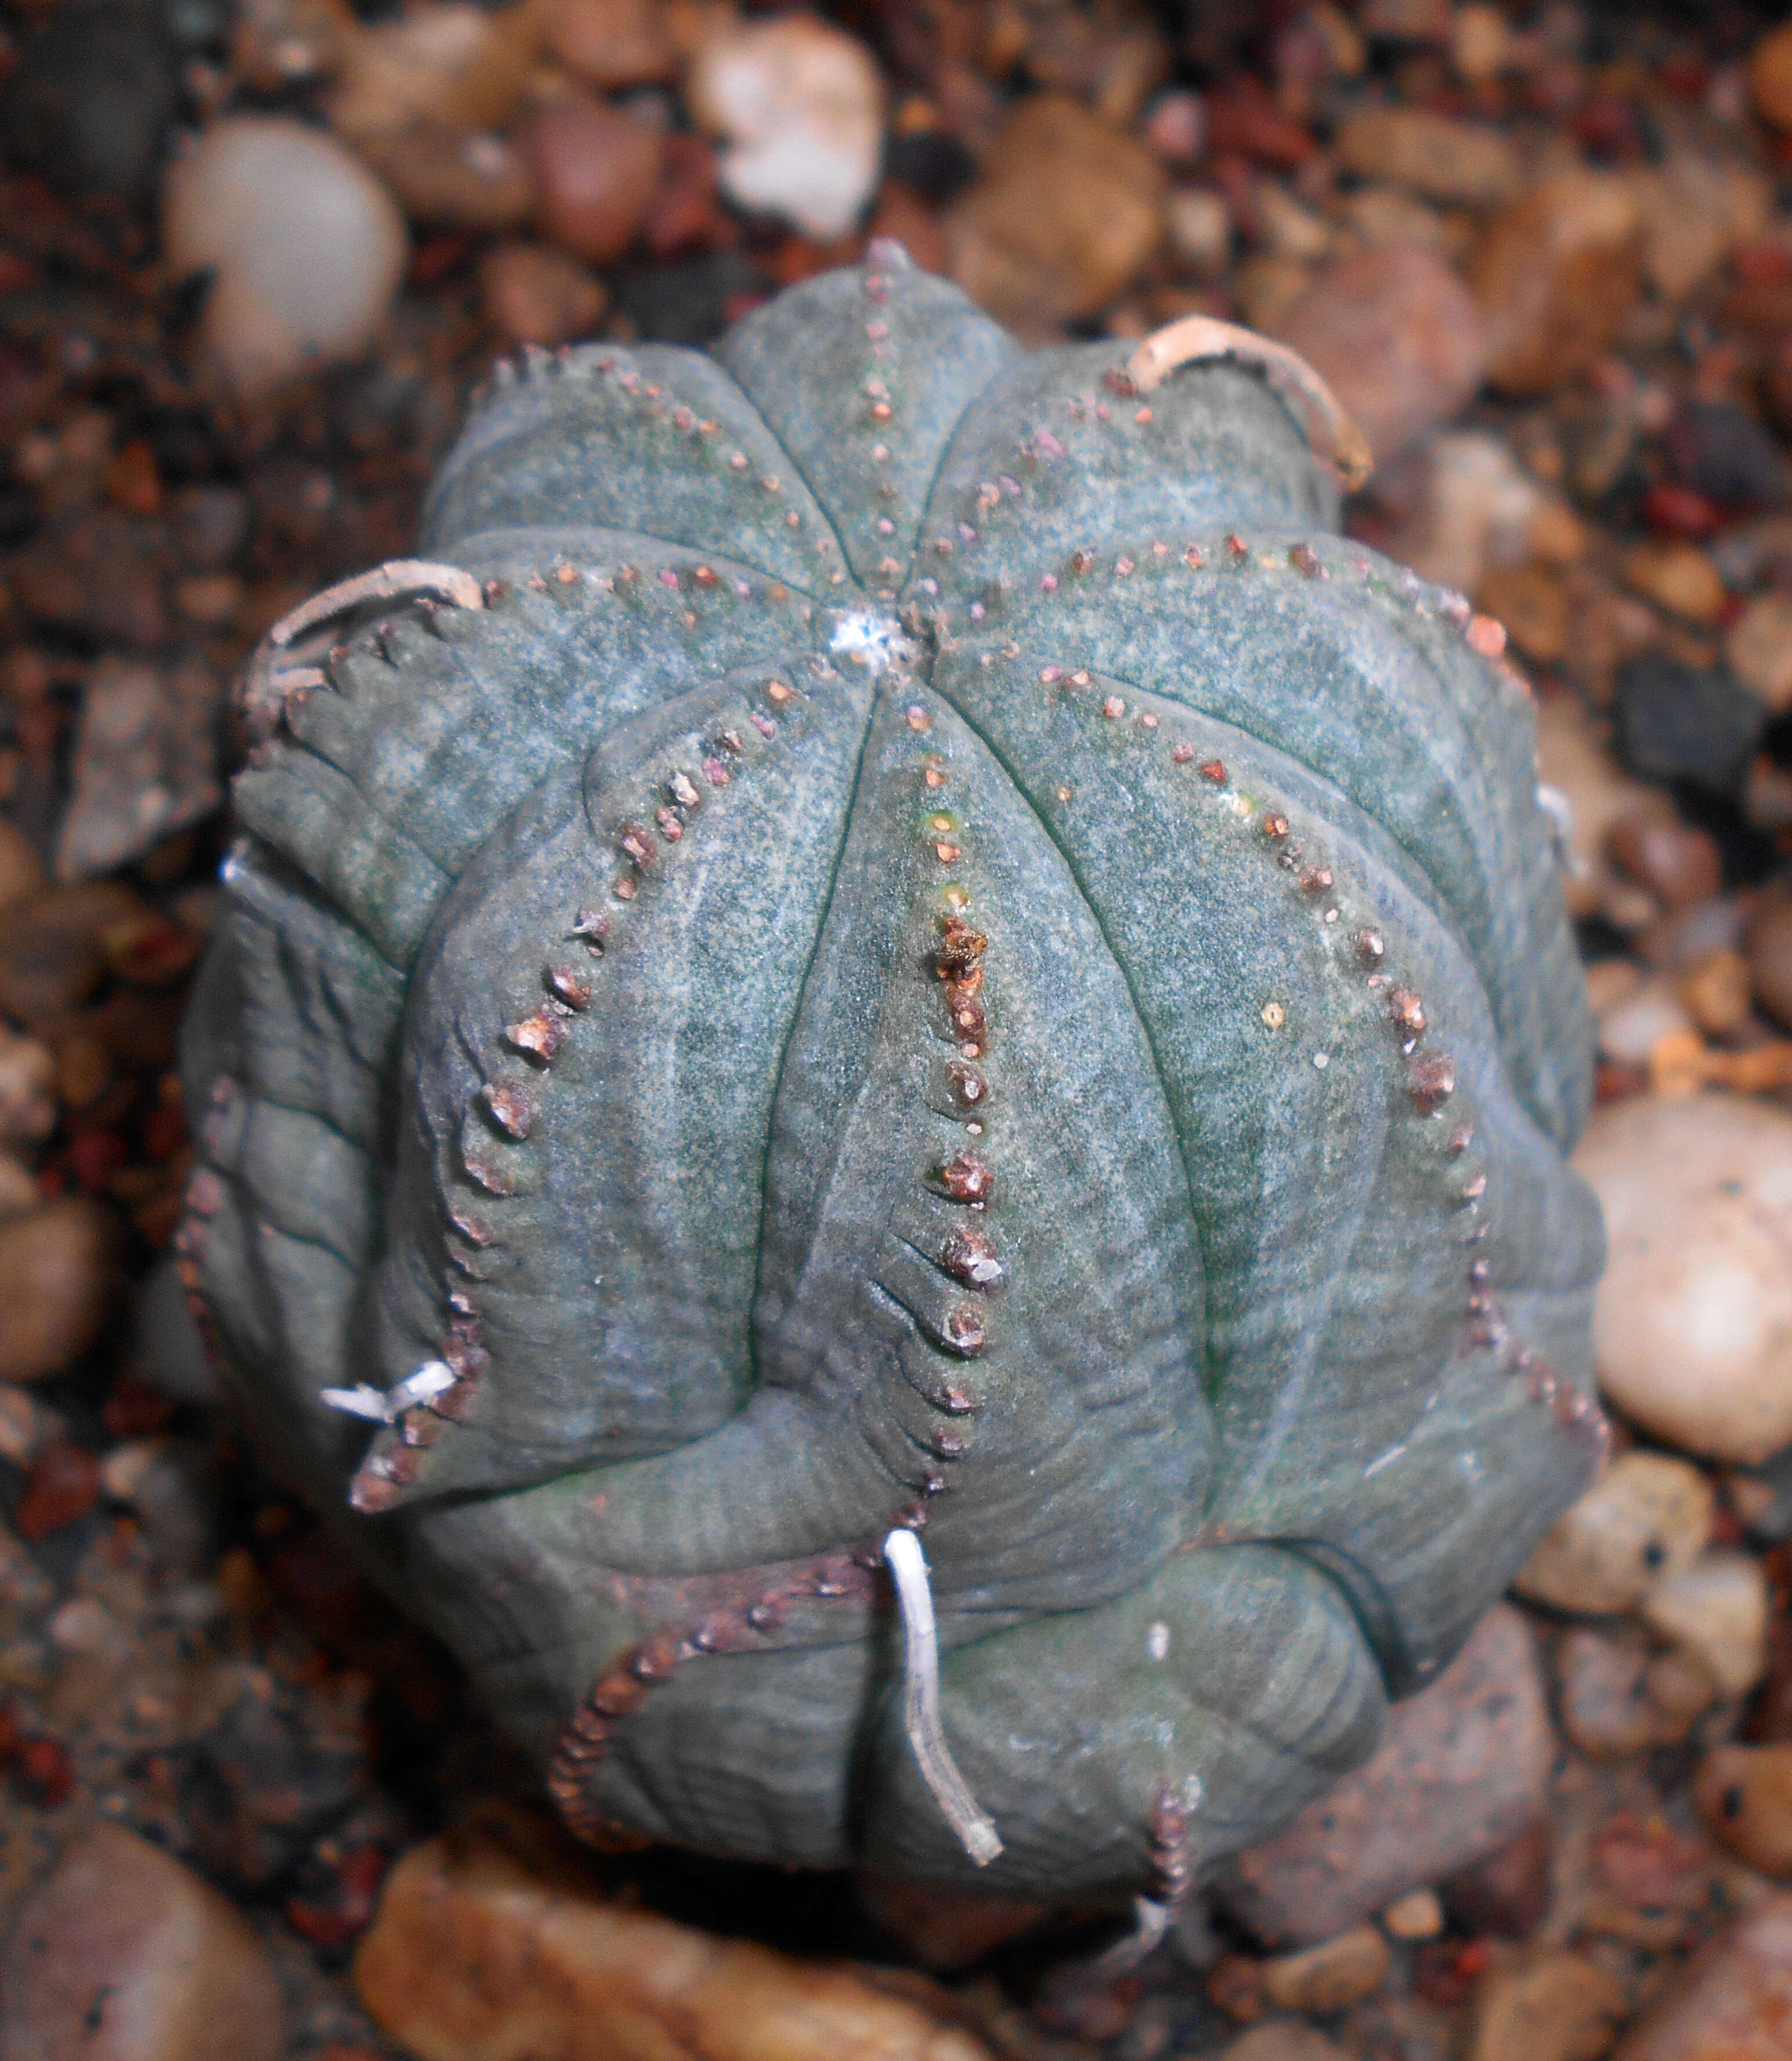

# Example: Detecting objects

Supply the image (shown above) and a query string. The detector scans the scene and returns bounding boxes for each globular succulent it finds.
[180,244,1606,1904]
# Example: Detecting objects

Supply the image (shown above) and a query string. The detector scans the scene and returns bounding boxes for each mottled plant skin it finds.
[180,245,1606,1903]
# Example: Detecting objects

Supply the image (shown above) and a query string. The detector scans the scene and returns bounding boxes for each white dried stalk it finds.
[268,558,485,649]
[321,1358,455,1424]
[883,1527,1002,1867]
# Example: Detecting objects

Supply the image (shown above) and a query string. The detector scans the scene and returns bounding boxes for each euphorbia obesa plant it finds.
[180,244,1606,1904]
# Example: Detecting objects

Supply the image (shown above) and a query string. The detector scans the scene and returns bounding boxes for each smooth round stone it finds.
[1464,1951,1626,2061]
[0,1197,121,1384]
[1641,1550,1769,1698]
[1693,1744,1792,1878]
[1596,978,1696,1068]
[1515,1452,1714,1614]
[479,241,606,349]
[0,1823,284,2060]
[1574,1094,1792,1465]
[162,116,407,399]
[1259,1923,1390,2013]
[523,93,664,266]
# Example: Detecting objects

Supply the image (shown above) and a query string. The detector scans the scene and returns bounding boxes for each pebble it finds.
[1470,171,1643,397]
[1477,563,1568,666]
[479,242,606,349]
[1514,1452,1714,1614]
[1641,1552,1769,1698]
[1693,1747,1792,1876]
[1464,1951,1627,2061]
[1166,186,1232,274]
[1596,979,1696,1066]
[523,94,664,267]
[1667,399,1786,512]
[1607,813,1723,913]
[162,117,408,399]
[687,16,885,240]
[0,1824,283,2061]
[1260,1923,1390,2012]
[0,1030,56,1146]
[0,824,44,912]
[1268,244,1486,467]
[1613,1892,1792,2059]
[1751,20,1792,128]
[1381,1887,1445,1939]
[355,1804,992,2061]
[351,125,537,233]
[1628,156,1771,306]
[1574,1093,1792,1465]
[0,880,149,1025]
[15,1438,100,1541]
[1556,1626,1708,1759]
[1679,949,1753,1039]
[1745,891,1792,1030]
[1624,540,1729,626]
[0,1198,120,1386]
[1219,2027,1349,2061]
[326,1,537,139]
[534,0,674,89]
[1613,652,1766,795]
[1724,592,1792,714]
[1385,433,1562,610]
[944,93,1165,331]
[1332,107,1518,205]
[1218,1607,1550,1946]
[55,658,221,884]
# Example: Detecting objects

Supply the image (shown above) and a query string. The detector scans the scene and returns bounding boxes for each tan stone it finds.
[0,1823,283,2061]
[1219,2026,1349,2061]
[1334,108,1518,205]
[1624,541,1728,626]
[536,0,675,88]
[1614,1893,1792,2059]
[1466,1951,1627,2061]
[1694,1745,1792,1877]
[945,96,1165,331]
[1260,1923,1390,2012]
[1558,1625,1706,1759]
[1751,21,1792,129]
[1535,695,1665,921]
[1471,172,1642,397]
[357,1804,992,2061]
[1574,1093,1792,1465]
[326,1,538,139]
[479,241,606,349]
[1726,592,1792,714]
[351,125,537,233]
[0,1199,122,1385]
[1479,563,1569,664]
[1641,1552,1769,1698]
[1680,949,1752,1037]
[1516,1452,1714,1614]
[1381,1887,1444,1938]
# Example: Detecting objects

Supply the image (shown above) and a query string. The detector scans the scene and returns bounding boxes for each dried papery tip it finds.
[1122,316,1372,491]
[883,1528,1002,1868]
[268,559,485,648]
[1086,1897,1175,1981]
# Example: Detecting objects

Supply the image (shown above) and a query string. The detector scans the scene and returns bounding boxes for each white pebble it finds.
[688,17,884,240]
[162,117,409,399]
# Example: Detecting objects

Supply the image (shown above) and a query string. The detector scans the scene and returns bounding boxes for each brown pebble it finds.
[1464,1950,1625,2061]
[0,1822,284,2059]
[0,1197,121,1384]
[1693,1744,1792,1878]
[1260,1923,1390,2013]
[479,241,606,349]
[1679,948,1751,1037]
[523,94,664,266]
[15,1438,100,1539]
[1607,812,1722,913]
[1744,890,1792,1031]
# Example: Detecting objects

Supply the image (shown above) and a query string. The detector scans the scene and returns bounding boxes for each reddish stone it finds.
[1643,483,1723,539]
[103,1371,176,1440]
[13,1734,73,1807]
[15,1439,99,1539]
[1441,1817,1554,1939]
[524,95,664,266]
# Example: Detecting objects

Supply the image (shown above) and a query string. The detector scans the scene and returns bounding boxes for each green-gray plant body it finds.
[180,244,1605,1903]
